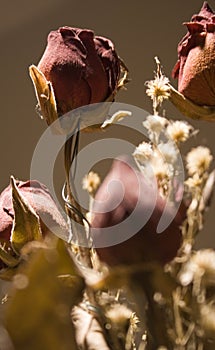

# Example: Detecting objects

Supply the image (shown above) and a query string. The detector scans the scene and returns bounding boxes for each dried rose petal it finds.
[91,157,186,266]
[38,27,121,115]
[172,2,215,106]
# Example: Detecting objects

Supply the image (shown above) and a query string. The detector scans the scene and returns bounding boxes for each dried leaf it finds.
[5,237,85,350]
[168,83,215,122]
[117,58,130,91]
[29,65,58,125]
[10,176,42,255]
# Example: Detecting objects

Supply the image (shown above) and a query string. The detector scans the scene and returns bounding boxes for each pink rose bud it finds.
[38,27,121,115]
[172,2,215,106]
[0,179,67,268]
[91,157,186,267]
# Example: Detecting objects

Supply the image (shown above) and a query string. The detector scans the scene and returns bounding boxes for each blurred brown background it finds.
[0,0,215,248]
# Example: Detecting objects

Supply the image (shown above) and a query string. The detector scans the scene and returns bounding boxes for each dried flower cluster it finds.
[85,57,215,349]
[134,113,195,197]
[1,3,215,350]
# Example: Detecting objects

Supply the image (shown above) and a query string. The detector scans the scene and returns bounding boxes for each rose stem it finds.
[64,128,93,268]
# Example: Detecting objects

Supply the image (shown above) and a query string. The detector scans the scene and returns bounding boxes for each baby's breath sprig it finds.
[186,147,212,233]
[134,114,192,199]
[176,146,213,259]
[145,57,170,115]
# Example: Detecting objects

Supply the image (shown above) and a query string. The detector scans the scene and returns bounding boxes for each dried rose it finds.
[37,27,122,116]
[0,178,68,269]
[91,157,186,266]
[172,2,215,106]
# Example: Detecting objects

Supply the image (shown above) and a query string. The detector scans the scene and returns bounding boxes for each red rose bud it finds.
[37,27,121,115]
[91,157,186,267]
[172,2,215,106]
[0,178,68,269]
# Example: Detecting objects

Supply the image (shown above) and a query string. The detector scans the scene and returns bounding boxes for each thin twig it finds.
[63,124,92,268]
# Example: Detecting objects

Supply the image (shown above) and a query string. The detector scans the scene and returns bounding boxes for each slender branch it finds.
[63,126,92,268]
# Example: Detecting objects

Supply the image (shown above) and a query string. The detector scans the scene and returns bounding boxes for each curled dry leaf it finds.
[10,176,42,255]
[29,65,58,126]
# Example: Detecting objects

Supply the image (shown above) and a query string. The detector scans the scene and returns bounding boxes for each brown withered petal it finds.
[91,157,186,266]
[172,2,215,106]
[94,36,120,94]
[0,179,68,248]
[38,27,120,115]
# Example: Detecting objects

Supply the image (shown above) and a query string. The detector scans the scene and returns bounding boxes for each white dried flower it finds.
[146,75,170,105]
[147,150,171,194]
[82,171,101,195]
[186,146,213,176]
[106,304,133,327]
[179,250,215,287]
[133,142,153,164]
[167,121,194,143]
[158,142,178,164]
[129,312,139,332]
[143,115,167,134]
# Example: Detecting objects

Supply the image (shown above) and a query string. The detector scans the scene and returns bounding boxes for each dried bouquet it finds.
[1,2,215,350]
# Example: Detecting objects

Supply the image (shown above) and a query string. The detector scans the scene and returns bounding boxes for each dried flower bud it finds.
[37,27,123,115]
[172,2,215,106]
[91,157,186,266]
[0,178,67,269]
